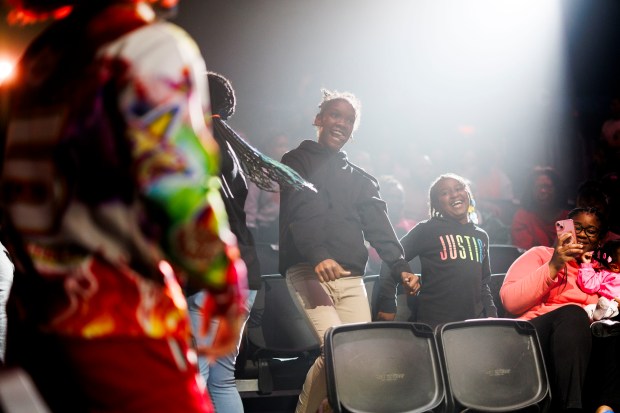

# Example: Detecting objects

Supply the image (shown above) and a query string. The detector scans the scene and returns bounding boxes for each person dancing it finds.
[279,89,419,413]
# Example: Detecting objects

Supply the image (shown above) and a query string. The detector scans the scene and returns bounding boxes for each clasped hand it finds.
[401,272,421,296]
[375,272,420,321]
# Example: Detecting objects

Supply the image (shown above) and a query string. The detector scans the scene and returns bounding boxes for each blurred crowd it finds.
[244,92,620,256]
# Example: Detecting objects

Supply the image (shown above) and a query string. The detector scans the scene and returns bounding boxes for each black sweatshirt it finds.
[279,140,411,279]
[376,217,497,327]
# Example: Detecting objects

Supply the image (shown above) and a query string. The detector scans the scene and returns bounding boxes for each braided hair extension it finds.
[208,72,314,193]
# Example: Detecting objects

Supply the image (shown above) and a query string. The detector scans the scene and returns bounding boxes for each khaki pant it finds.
[286,263,371,413]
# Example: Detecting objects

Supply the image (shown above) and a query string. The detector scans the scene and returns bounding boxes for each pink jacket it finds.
[577,263,620,300]
[500,246,598,319]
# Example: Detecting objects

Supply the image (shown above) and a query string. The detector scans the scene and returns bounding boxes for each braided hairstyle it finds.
[568,206,608,242]
[592,239,620,271]
[207,72,314,193]
[428,173,478,224]
[207,71,236,121]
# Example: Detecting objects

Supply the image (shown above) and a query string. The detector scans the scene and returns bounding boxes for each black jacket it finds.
[279,140,410,279]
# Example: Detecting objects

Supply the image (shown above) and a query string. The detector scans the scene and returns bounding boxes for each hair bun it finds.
[207,71,236,120]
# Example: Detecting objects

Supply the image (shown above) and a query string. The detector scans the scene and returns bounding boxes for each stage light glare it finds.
[0,58,16,85]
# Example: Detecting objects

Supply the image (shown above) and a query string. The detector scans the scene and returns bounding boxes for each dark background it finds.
[2,0,620,199]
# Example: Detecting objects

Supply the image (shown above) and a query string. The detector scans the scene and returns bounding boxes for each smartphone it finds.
[555,219,577,245]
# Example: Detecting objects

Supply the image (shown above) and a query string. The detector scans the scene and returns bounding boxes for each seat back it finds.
[246,274,319,354]
[489,244,524,274]
[0,368,51,413]
[435,319,551,412]
[254,243,280,275]
[363,274,379,307]
[325,322,445,413]
[489,273,511,318]
[240,274,320,394]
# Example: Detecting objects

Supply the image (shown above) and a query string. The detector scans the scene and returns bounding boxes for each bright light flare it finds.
[0,58,16,84]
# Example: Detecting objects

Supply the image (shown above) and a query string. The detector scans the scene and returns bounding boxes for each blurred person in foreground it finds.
[0,0,246,411]
[0,242,14,365]
[187,72,312,412]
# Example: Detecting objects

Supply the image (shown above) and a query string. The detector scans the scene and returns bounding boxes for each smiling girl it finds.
[376,173,498,327]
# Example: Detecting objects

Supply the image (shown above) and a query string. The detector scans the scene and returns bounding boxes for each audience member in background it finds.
[279,89,419,413]
[187,72,313,412]
[347,148,375,177]
[601,96,620,148]
[578,239,620,327]
[601,172,620,236]
[380,175,418,236]
[459,144,515,209]
[511,166,569,250]
[0,1,247,411]
[597,95,620,176]
[0,243,14,365]
[575,179,620,242]
[394,150,438,224]
[366,175,417,274]
[458,143,517,244]
[245,133,291,244]
[375,173,497,326]
[501,207,620,412]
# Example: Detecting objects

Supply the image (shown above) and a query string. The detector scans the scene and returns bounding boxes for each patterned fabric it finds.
[2,4,245,340]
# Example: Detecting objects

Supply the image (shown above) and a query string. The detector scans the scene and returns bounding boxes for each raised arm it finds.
[577,263,603,294]
[500,233,581,316]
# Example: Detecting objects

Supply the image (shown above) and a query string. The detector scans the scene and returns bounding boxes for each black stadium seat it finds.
[325,322,446,413]
[435,318,551,412]
[238,274,319,395]
[489,244,525,274]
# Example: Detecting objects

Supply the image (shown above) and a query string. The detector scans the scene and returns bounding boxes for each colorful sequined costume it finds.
[1,2,246,412]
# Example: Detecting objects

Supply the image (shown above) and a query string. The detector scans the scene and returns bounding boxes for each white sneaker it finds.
[584,303,597,321]
[607,299,619,318]
[593,297,613,321]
